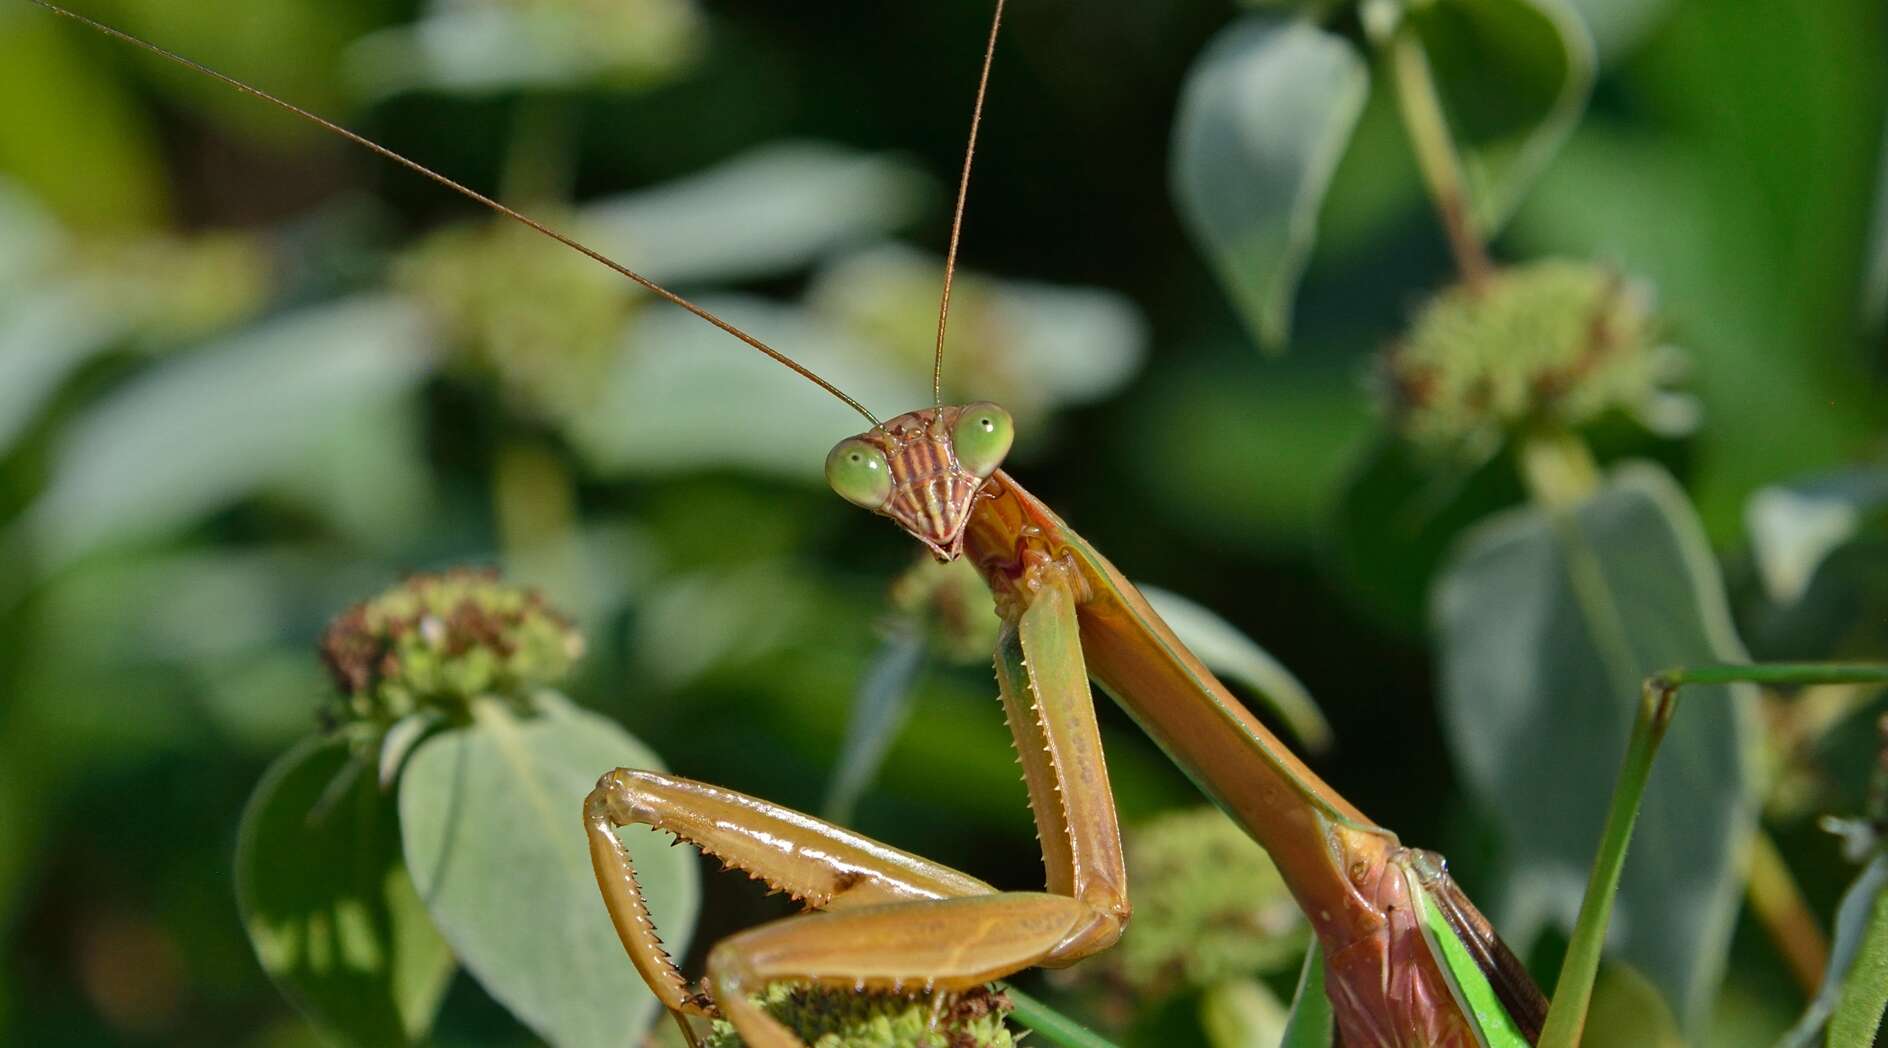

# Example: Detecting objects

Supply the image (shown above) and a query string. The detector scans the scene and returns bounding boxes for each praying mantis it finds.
[24,1,1565,1044]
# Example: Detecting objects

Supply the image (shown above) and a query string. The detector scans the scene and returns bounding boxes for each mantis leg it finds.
[584,570,1131,1048]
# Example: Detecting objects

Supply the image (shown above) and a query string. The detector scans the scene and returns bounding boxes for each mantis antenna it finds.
[25,0,884,428]
[931,0,1006,411]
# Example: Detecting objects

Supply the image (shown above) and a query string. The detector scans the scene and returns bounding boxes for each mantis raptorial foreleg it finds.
[584,571,1130,1047]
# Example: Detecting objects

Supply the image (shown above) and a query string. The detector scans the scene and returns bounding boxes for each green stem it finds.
[1384,22,1493,290]
[1537,664,1888,1048]
[998,984,1119,1048]
[1746,828,1831,996]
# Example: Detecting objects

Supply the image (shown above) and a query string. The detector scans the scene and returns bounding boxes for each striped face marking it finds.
[825,403,1014,560]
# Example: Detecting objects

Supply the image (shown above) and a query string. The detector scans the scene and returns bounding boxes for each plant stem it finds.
[998,983,1120,1048]
[1518,428,1601,510]
[1746,828,1831,996]
[1538,664,1888,1048]
[1385,25,1493,290]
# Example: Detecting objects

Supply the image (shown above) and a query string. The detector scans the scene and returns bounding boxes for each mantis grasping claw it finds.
[28,1,1551,1044]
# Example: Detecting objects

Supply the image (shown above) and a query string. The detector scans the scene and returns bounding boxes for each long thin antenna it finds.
[931,0,1006,410]
[28,0,882,427]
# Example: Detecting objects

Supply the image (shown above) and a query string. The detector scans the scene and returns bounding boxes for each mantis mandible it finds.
[29,2,1550,1044]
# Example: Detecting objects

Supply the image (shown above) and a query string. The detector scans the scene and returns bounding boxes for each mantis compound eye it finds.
[951,402,1013,478]
[824,438,893,510]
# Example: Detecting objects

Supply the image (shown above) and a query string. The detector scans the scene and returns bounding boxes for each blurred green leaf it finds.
[236,735,456,1047]
[0,7,169,230]
[1138,584,1330,752]
[1581,963,1683,1047]
[1778,854,1888,1047]
[821,625,926,824]
[1828,863,1888,1048]
[1199,977,1287,1048]
[1411,0,1594,235]
[1278,946,1332,1048]
[1333,437,1521,630]
[399,698,697,1048]
[0,287,126,454]
[1170,13,1366,349]
[1130,359,1374,553]
[18,296,433,572]
[1434,463,1753,1030]
[1558,0,1672,65]
[345,0,703,97]
[1864,123,1888,338]
[584,143,927,287]
[1746,467,1888,606]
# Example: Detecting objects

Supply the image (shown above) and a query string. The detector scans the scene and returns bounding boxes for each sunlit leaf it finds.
[1434,463,1754,1030]
[584,143,927,287]
[1138,584,1331,752]
[1411,0,1594,234]
[0,287,126,454]
[1746,467,1888,606]
[399,698,697,1048]
[1778,854,1888,1047]
[0,8,168,230]
[18,296,433,572]
[1278,946,1333,1048]
[346,0,704,97]
[237,735,455,1047]
[1171,13,1366,349]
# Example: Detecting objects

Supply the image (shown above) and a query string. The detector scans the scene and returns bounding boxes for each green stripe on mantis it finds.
[1408,868,1533,1048]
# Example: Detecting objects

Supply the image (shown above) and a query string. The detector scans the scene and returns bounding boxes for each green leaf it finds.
[1199,977,1288,1048]
[1171,13,1367,349]
[399,698,697,1048]
[820,625,927,824]
[1557,0,1673,63]
[1138,584,1332,752]
[1828,859,1888,1048]
[1434,463,1754,1030]
[1746,467,1888,606]
[1864,121,1888,340]
[236,735,455,1047]
[1410,0,1594,234]
[18,296,433,573]
[1580,963,1683,1047]
[1778,854,1888,1047]
[1278,946,1333,1048]
[0,7,169,230]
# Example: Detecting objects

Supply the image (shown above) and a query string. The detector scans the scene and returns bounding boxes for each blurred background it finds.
[0,0,1884,1045]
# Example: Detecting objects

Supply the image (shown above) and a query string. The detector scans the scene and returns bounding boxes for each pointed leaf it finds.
[1411,0,1594,234]
[399,699,697,1048]
[1171,13,1367,349]
[1828,859,1888,1048]
[1778,854,1888,1047]
[1139,584,1331,752]
[1279,946,1334,1048]
[820,625,927,824]
[1434,463,1754,1030]
[236,735,455,1046]
[19,296,432,572]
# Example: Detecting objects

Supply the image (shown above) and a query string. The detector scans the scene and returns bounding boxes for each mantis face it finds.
[824,402,1015,560]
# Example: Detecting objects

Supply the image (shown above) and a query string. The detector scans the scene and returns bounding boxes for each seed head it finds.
[1382,260,1691,459]
[319,568,583,722]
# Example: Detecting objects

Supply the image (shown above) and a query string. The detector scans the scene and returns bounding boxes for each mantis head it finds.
[825,403,1015,561]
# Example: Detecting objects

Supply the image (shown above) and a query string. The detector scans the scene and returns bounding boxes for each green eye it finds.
[824,438,893,510]
[952,402,1014,478]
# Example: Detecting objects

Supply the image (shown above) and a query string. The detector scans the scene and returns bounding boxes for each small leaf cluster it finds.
[701,984,1017,1048]
[319,567,585,723]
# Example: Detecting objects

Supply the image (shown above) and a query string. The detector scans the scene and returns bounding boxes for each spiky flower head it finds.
[1382,260,1691,459]
[699,984,1016,1048]
[320,568,583,722]
[1067,807,1305,1003]
[887,556,1002,665]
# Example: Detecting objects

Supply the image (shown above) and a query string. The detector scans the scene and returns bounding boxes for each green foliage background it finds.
[0,0,1884,1045]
